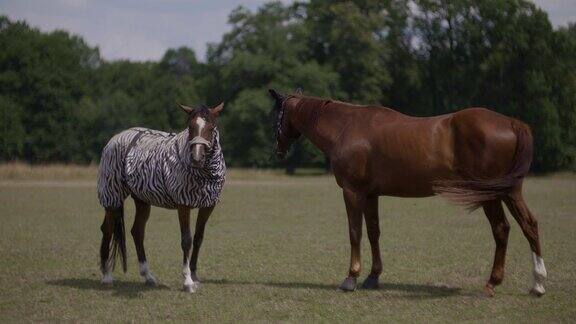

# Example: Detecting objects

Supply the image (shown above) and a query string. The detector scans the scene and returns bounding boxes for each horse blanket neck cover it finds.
[97,127,226,209]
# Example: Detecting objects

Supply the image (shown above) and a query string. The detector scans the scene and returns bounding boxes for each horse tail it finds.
[433,121,533,211]
[107,207,128,273]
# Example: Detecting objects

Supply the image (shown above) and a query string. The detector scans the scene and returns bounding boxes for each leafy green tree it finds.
[304,0,394,104]
[553,24,576,170]
[0,2,575,173]
[0,96,24,160]
[0,16,99,162]
[208,3,339,167]
[411,0,575,171]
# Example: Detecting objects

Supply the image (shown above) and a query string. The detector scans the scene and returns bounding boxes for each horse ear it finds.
[295,87,303,95]
[177,102,194,114]
[268,89,282,101]
[210,102,224,116]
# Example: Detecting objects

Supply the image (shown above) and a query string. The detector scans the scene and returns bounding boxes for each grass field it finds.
[0,170,575,322]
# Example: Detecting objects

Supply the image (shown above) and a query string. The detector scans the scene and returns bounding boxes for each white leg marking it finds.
[532,252,547,295]
[183,247,198,292]
[139,261,156,285]
[101,271,113,285]
[183,263,196,293]
[101,260,113,285]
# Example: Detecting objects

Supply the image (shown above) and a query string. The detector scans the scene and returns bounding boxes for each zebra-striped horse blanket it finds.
[97,127,226,209]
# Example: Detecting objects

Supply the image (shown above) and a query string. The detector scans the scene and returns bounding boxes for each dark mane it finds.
[271,95,289,137]
[294,96,330,132]
[273,95,328,138]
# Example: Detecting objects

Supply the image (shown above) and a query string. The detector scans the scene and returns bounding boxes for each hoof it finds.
[145,278,157,287]
[361,276,379,290]
[190,273,201,289]
[530,287,545,297]
[101,274,113,286]
[101,280,113,287]
[483,284,495,298]
[339,277,357,292]
[183,284,196,293]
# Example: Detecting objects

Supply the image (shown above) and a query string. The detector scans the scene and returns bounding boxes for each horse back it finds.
[329,107,455,195]
[331,106,530,199]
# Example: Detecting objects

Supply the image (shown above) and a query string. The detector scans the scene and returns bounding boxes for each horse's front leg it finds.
[189,206,214,286]
[339,188,365,291]
[177,207,195,293]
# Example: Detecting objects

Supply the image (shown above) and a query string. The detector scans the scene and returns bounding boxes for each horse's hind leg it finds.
[100,209,118,285]
[482,200,510,297]
[131,197,156,286]
[504,186,547,297]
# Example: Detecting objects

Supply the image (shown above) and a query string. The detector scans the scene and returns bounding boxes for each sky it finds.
[1,0,575,62]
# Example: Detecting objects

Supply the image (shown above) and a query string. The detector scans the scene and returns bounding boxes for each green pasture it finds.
[0,173,575,322]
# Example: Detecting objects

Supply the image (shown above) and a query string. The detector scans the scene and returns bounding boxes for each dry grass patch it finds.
[0,162,98,180]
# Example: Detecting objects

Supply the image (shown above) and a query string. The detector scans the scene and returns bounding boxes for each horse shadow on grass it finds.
[47,278,471,300]
[46,278,170,299]
[203,279,470,299]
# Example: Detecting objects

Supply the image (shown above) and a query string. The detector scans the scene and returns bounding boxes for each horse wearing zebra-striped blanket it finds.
[97,102,225,293]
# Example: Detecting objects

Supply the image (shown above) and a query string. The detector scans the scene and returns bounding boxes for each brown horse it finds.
[268,89,546,297]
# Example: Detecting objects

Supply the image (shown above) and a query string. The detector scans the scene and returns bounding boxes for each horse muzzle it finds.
[191,153,205,168]
[191,136,210,168]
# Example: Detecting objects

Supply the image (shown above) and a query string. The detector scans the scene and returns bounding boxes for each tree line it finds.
[1,0,575,172]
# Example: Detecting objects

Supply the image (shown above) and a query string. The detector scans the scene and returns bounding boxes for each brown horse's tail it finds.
[433,122,533,211]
